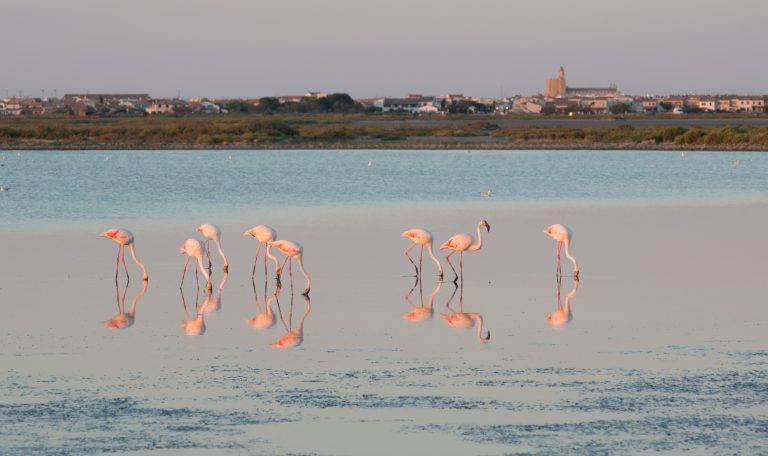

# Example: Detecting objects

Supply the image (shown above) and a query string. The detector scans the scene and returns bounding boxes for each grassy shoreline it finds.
[2,114,767,151]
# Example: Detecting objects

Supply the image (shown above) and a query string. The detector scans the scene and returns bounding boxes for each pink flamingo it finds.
[268,240,311,296]
[197,223,228,273]
[401,228,443,279]
[440,220,490,282]
[546,275,579,328]
[179,238,211,290]
[244,225,280,277]
[543,224,579,277]
[99,228,148,281]
[440,282,490,343]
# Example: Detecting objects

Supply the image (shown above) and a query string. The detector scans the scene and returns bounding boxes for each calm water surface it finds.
[1,149,767,225]
[1,150,766,455]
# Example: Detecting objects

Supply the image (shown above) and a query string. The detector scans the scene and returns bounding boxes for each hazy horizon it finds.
[3,0,767,99]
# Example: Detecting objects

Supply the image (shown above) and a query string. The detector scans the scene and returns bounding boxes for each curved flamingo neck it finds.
[468,223,484,252]
[564,239,579,273]
[426,242,443,274]
[195,254,211,284]
[128,243,148,280]
[213,238,228,266]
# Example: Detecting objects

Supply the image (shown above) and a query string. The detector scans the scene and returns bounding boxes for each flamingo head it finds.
[196,225,204,234]
[480,220,490,232]
[243,229,254,237]
[99,229,119,239]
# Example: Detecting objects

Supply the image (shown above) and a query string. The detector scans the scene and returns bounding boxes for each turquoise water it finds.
[1,149,767,455]
[1,149,766,225]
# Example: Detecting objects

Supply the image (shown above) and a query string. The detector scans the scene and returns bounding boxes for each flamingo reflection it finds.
[403,277,442,323]
[440,282,490,343]
[245,276,277,331]
[101,280,147,330]
[180,285,211,336]
[546,275,579,328]
[201,272,228,314]
[270,289,311,349]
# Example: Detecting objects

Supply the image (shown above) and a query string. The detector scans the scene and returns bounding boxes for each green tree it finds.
[257,97,281,113]
[610,103,630,115]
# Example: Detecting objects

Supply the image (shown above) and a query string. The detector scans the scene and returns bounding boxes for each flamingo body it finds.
[179,238,211,289]
[244,225,280,275]
[543,223,579,277]
[197,223,228,272]
[269,240,311,295]
[401,228,443,278]
[439,220,490,282]
[100,228,148,280]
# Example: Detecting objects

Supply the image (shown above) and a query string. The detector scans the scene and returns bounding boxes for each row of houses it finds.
[0,94,227,116]
[2,92,766,116]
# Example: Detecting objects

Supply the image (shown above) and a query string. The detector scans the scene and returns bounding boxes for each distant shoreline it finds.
[2,114,767,151]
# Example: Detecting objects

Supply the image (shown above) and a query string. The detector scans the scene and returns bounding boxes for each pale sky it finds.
[2,0,766,99]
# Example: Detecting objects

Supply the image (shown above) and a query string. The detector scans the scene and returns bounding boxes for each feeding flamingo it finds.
[197,223,228,273]
[244,225,280,277]
[440,220,490,283]
[543,224,579,278]
[99,228,148,281]
[401,228,443,279]
[179,238,211,290]
[440,282,490,344]
[268,240,311,296]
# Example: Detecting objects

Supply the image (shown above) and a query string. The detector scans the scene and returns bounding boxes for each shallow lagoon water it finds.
[1,150,767,455]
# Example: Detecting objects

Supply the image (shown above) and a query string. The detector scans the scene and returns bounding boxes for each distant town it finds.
[2,67,766,118]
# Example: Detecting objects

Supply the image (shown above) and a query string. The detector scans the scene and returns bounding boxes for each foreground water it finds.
[1,150,767,455]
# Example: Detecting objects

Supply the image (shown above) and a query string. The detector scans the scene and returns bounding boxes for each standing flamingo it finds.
[401,228,443,279]
[99,228,148,281]
[197,223,228,273]
[268,240,311,296]
[179,238,211,290]
[543,224,579,278]
[440,220,490,283]
[244,225,280,277]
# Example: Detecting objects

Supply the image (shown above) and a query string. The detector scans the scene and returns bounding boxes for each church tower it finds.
[545,66,567,98]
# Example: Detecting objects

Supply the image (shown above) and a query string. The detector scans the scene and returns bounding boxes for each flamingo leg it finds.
[121,245,129,281]
[404,243,418,276]
[445,251,458,283]
[251,242,262,278]
[459,250,464,283]
[556,241,562,277]
[206,240,212,272]
[180,256,191,288]
[263,244,269,278]
[288,258,294,294]
[114,245,121,283]
[278,255,290,277]
[419,245,424,277]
